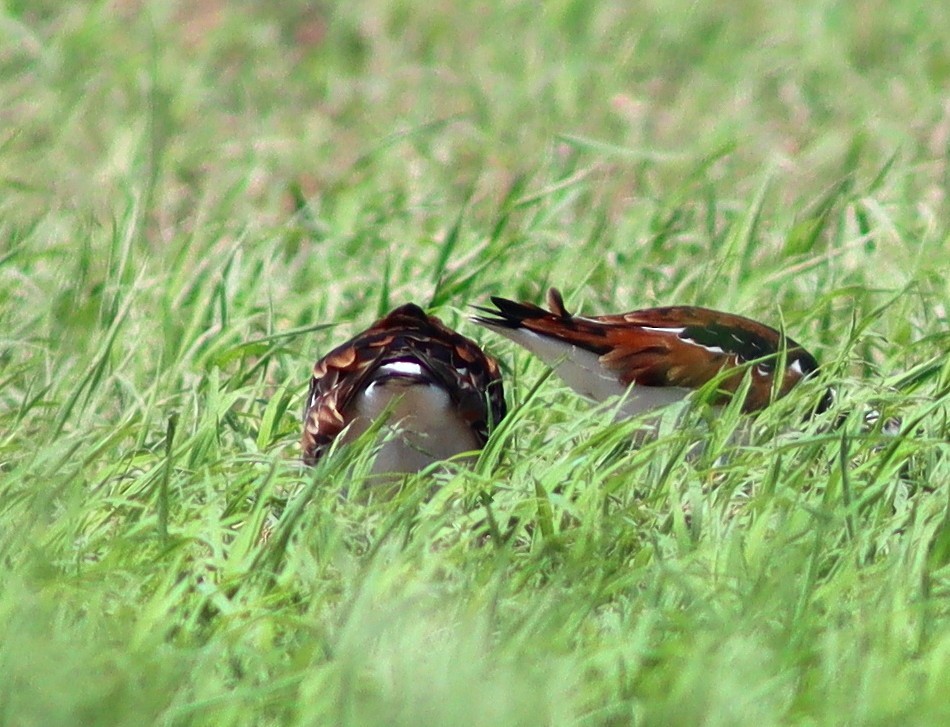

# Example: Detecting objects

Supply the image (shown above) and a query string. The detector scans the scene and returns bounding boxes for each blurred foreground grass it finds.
[1,1,949,725]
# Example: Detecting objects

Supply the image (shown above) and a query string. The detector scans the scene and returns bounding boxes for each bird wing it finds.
[474,290,816,412]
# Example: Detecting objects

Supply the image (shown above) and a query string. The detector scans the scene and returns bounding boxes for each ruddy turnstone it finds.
[473,288,829,417]
[302,303,506,474]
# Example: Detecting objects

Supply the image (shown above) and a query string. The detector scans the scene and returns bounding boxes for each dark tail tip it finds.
[546,288,572,318]
[470,296,550,329]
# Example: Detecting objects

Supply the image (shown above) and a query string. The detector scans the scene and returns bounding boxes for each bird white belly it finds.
[343,379,481,475]
[485,326,689,417]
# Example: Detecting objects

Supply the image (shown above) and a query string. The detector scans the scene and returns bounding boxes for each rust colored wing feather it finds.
[474,288,823,413]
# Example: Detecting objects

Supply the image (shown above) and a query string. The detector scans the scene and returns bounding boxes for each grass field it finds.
[2,1,949,724]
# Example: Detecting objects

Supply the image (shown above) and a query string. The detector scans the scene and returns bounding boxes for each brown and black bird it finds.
[302,304,506,474]
[473,288,828,417]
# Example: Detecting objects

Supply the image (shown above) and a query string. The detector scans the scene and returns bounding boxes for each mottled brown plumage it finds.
[302,304,506,472]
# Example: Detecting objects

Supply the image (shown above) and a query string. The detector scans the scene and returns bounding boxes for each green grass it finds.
[1,1,949,724]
